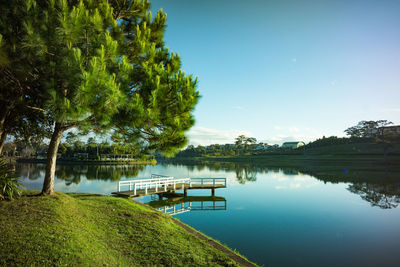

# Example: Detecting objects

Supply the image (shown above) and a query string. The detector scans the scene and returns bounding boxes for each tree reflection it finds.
[56,167,82,185]
[16,163,145,185]
[235,165,257,184]
[161,161,259,184]
[282,169,300,175]
[15,163,44,180]
[55,165,144,183]
[347,183,400,209]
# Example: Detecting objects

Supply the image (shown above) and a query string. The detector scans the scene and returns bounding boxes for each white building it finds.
[281,141,305,149]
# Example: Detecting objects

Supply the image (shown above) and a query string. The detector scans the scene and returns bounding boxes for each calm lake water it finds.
[16,161,400,266]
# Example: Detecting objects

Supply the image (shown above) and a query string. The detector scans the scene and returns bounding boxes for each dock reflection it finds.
[147,194,227,216]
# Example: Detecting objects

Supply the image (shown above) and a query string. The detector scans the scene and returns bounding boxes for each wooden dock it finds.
[112,175,226,198]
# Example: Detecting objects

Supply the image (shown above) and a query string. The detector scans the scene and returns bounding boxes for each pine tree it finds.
[0,0,50,153]
[110,1,200,156]
[1,0,200,195]
[20,0,125,194]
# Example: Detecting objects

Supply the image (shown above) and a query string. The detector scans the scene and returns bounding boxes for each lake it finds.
[16,161,400,266]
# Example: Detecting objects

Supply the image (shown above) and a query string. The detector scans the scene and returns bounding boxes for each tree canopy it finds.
[0,0,54,153]
[0,0,199,195]
[344,120,393,138]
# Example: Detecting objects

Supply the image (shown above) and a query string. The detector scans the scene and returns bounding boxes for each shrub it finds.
[0,159,24,200]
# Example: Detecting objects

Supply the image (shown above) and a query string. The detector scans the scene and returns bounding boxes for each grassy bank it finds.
[0,191,253,266]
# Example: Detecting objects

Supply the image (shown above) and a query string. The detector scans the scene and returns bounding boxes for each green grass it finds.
[0,191,244,266]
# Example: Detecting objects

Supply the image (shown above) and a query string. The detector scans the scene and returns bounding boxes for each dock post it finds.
[184,188,187,197]
[211,188,215,196]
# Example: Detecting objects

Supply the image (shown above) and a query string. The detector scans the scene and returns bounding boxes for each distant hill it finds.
[303,141,400,156]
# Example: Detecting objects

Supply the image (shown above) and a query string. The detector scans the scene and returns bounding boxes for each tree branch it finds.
[25,105,48,113]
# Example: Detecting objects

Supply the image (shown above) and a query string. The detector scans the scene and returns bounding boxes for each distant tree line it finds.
[305,120,399,155]
[175,135,259,158]
[175,144,236,158]
[3,135,149,160]
[175,120,399,158]
[303,136,371,149]
[344,120,393,137]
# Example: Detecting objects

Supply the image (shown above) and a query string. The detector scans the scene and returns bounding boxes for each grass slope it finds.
[0,191,245,266]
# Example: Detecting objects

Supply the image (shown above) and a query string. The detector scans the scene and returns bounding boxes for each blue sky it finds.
[150,0,400,145]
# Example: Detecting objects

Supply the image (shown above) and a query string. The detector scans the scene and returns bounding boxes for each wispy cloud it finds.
[274,125,301,133]
[291,58,297,63]
[380,108,400,113]
[288,126,300,133]
[187,127,252,146]
[273,125,306,134]
[266,125,322,144]
[331,80,337,86]
[232,105,245,110]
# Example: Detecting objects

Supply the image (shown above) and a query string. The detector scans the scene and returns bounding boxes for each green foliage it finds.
[304,136,371,149]
[58,141,143,159]
[179,135,258,157]
[176,143,250,158]
[1,0,200,193]
[234,135,257,155]
[344,120,393,137]
[8,114,53,150]
[0,159,24,200]
[0,0,53,150]
[109,2,200,156]
[235,135,256,146]
[235,135,246,145]
[26,0,122,127]
[1,0,199,154]
[65,132,78,145]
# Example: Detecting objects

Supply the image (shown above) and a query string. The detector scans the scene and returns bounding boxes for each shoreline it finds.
[15,158,157,165]
[164,154,400,183]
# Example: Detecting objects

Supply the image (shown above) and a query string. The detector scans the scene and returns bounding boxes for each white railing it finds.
[190,200,227,211]
[156,200,227,215]
[117,176,227,196]
[118,177,190,195]
[189,178,227,188]
[157,204,191,216]
[118,177,174,191]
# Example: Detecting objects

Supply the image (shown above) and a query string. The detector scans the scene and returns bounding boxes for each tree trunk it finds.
[0,105,9,127]
[0,131,7,155]
[0,104,10,145]
[42,122,65,195]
